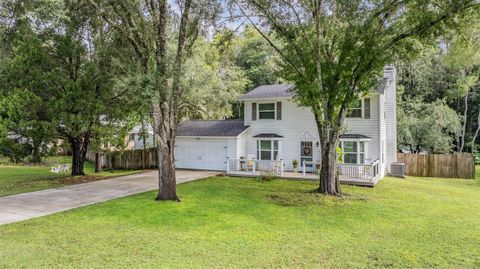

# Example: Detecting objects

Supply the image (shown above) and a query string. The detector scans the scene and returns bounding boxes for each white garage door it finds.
[175,139,229,171]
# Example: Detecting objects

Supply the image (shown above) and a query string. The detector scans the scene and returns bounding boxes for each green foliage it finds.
[233,26,281,89]
[474,152,480,165]
[336,147,344,163]
[398,99,461,153]
[259,171,276,181]
[0,88,55,162]
[0,138,31,163]
[245,0,479,193]
[179,28,282,120]
[397,15,480,153]
[181,37,250,119]
[0,1,141,169]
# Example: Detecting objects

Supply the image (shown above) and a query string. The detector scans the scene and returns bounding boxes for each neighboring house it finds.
[173,66,397,185]
[126,125,155,150]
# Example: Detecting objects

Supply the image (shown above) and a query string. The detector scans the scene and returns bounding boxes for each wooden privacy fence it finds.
[86,148,157,170]
[397,153,475,179]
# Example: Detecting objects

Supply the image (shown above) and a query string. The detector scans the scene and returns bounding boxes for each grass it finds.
[0,155,141,197]
[1,174,479,268]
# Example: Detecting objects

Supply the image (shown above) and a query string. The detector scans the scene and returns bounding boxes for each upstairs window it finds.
[347,98,371,119]
[258,103,276,119]
[347,100,362,118]
[252,102,283,121]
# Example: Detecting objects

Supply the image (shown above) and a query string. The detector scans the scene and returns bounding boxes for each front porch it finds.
[225,158,381,187]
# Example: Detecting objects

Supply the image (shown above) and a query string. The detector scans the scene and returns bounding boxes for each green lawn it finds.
[0,156,141,197]
[1,175,479,268]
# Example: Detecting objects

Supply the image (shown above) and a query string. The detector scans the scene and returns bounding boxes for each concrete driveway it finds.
[0,169,220,225]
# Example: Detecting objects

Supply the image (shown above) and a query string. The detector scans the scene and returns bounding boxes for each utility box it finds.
[390,162,406,178]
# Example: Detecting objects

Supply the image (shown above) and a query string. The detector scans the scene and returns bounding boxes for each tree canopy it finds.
[236,0,479,194]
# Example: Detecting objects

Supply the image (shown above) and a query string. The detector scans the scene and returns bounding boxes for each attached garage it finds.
[175,139,229,170]
[175,120,249,171]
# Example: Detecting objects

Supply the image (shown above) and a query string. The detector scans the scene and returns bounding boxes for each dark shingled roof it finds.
[253,133,284,138]
[177,120,249,137]
[339,134,371,139]
[238,84,295,100]
[239,69,393,100]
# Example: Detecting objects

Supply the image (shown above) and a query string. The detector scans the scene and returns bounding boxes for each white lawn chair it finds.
[51,164,71,173]
[61,164,71,172]
[51,166,61,173]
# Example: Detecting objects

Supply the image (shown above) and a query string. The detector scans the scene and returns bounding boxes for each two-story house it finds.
[174,66,397,185]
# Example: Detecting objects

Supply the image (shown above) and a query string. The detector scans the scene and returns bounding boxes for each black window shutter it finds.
[252,102,257,121]
[364,98,371,119]
[276,102,282,120]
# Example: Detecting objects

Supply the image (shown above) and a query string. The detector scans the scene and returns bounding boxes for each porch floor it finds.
[225,171,380,187]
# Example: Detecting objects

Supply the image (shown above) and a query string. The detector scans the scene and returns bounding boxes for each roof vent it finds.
[390,162,406,178]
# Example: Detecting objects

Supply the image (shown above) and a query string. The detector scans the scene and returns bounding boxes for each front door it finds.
[300,141,313,171]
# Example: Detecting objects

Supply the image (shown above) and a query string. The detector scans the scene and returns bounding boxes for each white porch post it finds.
[252,159,256,174]
[226,157,230,173]
[280,159,284,177]
[302,161,306,177]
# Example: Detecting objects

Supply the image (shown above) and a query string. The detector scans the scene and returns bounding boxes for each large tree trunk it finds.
[471,108,480,153]
[70,134,90,176]
[152,0,191,202]
[318,137,341,195]
[95,152,102,173]
[155,137,178,201]
[460,88,469,153]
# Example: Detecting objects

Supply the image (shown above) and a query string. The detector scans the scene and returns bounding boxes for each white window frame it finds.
[347,99,363,118]
[256,140,280,160]
[257,102,276,120]
[340,140,368,164]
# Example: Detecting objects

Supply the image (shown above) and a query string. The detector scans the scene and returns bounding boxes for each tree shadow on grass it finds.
[266,189,370,207]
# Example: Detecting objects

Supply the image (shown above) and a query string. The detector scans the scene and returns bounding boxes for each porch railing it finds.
[303,159,380,182]
[226,158,284,176]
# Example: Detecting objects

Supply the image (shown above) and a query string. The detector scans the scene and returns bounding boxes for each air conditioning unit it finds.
[390,162,406,178]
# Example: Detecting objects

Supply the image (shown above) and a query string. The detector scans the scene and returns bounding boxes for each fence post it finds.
[226,157,230,173]
[303,161,306,177]
[252,159,256,174]
[280,159,284,177]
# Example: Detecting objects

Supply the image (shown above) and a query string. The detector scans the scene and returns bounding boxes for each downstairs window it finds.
[257,140,279,160]
[340,141,366,164]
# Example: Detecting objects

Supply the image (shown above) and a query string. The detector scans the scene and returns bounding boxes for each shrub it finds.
[0,138,31,163]
[259,171,277,181]
[474,152,480,165]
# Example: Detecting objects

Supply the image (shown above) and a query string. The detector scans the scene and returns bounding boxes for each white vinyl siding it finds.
[243,94,383,173]
[379,93,387,176]
[237,129,249,158]
[244,98,321,171]
[344,94,381,165]
[385,70,397,171]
